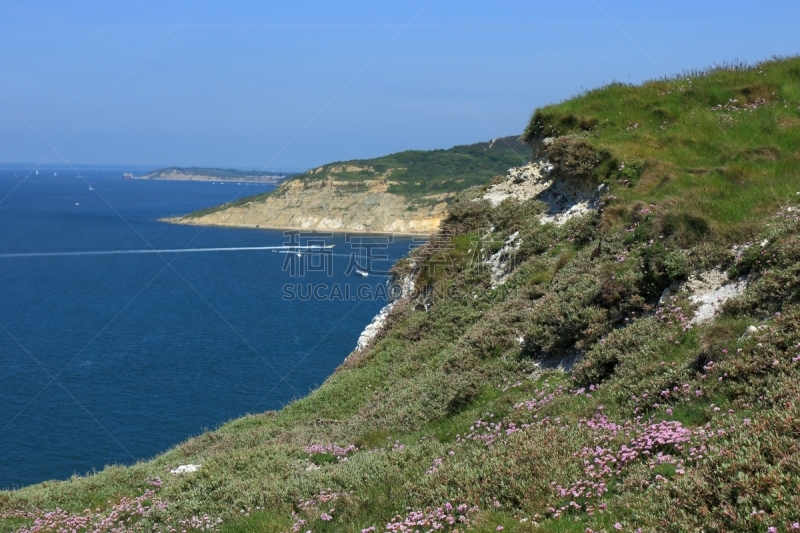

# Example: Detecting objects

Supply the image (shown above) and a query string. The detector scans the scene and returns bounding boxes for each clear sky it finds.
[1,1,798,171]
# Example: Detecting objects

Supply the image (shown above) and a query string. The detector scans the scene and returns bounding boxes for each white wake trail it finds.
[0,246,342,259]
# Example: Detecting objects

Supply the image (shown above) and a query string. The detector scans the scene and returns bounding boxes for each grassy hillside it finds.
[303,136,530,198]
[523,56,800,244]
[183,136,530,219]
[183,188,276,218]
[3,56,800,533]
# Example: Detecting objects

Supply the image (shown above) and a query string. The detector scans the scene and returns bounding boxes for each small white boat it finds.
[35,170,38,175]
[89,186,94,191]
[355,269,369,277]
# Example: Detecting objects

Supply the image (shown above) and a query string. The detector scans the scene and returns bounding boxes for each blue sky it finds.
[1,1,798,171]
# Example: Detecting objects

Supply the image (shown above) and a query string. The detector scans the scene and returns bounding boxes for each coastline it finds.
[136,176,282,184]
[158,216,437,236]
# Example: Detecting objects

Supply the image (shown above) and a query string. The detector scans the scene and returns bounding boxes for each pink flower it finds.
[320,513,333,521]
[614,523,623,530]
[496,527,504,531]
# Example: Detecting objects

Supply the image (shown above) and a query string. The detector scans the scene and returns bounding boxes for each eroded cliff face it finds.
[168,175,451,235]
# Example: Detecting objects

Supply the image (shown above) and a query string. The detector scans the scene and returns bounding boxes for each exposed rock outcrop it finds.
[481,154,605,225]
[167,177,449,235]
[354,265,417,352]
[485,230,521,287]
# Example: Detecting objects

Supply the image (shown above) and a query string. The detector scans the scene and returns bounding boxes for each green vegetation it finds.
[3,56,800,533]
[183,137,530,219]
[524,56,800,243]
[301,136,530,198]
[185,189,276,218]
[303,136,530,198]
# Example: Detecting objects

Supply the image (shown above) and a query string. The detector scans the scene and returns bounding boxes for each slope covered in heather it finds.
[3,56,800,533]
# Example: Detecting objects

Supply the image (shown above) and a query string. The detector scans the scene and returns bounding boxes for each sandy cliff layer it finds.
[167,177,451,235]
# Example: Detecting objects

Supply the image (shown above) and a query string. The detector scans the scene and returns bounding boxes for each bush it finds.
[443,187,493,233]
[658,211,712,246]
[547,137,603,184]
[664,250,691,279]
[491,197,546,235]
[522,110,598,141]
[724,236,800,317]
[572,317,670,386]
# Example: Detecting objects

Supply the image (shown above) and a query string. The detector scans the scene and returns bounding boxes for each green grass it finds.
[304,136,530,198]
[524,55,800,244]
[4,55,800,533]
[185,190,276,218]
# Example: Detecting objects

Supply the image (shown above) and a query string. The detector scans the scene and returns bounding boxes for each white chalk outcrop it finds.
[659,268,748,324]
[485,231,521,287]
[170,464,201,475]
[481,156,605,226]
[354,268,417,352]
[684,269,748,324]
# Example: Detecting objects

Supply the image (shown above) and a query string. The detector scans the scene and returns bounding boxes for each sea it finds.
[0,165,414,490]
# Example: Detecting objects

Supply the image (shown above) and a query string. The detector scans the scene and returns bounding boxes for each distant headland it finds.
[124,167,295,184]
[162,136,531,234]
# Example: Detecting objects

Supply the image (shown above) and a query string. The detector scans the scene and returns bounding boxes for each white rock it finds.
[355,302,394,351]
[481,159,601,226]
[354,270,416,351]
[684,269,747,324]
[170,464,201,475]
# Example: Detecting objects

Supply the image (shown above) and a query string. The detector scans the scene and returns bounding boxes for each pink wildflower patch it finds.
[384,503,476,533]
[0,488,205,533]
[303,443,358,461]
[552,413,713,507]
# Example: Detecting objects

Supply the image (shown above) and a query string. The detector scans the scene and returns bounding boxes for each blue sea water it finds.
[0,166,413,490]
